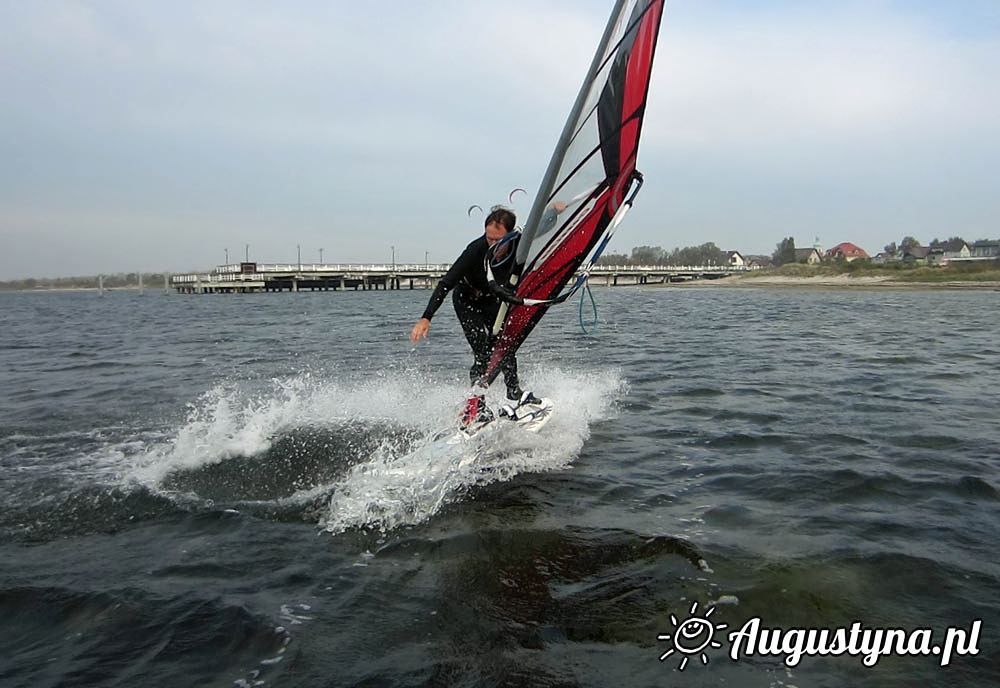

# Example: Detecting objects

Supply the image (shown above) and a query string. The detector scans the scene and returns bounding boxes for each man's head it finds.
[484,207,516,246]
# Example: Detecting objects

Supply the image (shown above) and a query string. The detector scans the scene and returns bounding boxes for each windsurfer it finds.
[410,207,540,421]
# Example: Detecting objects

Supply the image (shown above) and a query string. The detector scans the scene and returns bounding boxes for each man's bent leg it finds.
[453,292,493,385]
[502,354,522,400]
[501,354,541,405]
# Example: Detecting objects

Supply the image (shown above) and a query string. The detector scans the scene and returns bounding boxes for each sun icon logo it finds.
[657,601,727,670]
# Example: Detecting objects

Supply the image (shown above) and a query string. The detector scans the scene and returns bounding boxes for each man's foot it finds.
[510,390,542,406]
[461,394,494,427]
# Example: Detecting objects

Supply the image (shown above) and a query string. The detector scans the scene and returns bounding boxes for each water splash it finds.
[124,365,624,530]
[321,366,624,533]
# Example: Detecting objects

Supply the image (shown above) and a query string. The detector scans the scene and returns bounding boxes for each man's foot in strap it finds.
[461,394,494,428]
[508,389,542,407]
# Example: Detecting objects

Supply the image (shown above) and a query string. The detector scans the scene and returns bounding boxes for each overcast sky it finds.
[2,0,998,279]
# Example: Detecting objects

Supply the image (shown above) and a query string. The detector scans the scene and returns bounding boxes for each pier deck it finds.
[171,263,742,294]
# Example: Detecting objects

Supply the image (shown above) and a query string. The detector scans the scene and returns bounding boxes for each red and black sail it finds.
[480,0,665,389]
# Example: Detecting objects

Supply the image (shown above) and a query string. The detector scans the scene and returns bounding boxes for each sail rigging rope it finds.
[578,279,599,334]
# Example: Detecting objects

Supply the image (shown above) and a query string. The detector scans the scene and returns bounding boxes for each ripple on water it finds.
[0,585,289,686]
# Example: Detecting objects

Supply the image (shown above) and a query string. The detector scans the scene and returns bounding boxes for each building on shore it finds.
[794,248,822,265]
[726,251,746,268]
[825,242,870,262]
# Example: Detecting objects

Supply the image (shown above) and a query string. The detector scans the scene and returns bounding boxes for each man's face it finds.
[485,221,509,246]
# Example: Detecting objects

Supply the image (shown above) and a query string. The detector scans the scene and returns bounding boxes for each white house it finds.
[726,251,746,268]
[794,248,822,265]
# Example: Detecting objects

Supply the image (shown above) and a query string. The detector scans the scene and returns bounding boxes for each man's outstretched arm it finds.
[409,242,477,344]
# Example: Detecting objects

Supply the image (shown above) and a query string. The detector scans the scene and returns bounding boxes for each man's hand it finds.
[410,318,431,343]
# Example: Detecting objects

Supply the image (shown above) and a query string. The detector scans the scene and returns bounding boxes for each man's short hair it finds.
[485,207,516,233]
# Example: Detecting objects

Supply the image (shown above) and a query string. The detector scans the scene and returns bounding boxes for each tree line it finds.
[882,236,971,255]
[594,232,988,269]
[770,234,983,266]
[0,273,171,291]
[596,242,730,267]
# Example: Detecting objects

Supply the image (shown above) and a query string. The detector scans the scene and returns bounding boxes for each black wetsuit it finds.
[421,236,521,398]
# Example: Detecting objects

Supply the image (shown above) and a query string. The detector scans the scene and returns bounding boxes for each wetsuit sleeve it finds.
[421,243,478,320]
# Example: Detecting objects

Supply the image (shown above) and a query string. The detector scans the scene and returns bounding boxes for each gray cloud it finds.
[1,1,998,279]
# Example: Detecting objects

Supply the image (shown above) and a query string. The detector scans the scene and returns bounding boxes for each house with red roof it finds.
[825,242,870,262]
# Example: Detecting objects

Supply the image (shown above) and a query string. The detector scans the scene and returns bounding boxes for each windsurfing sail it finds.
[479,0,665,389]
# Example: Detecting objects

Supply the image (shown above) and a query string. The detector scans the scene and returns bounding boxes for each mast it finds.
[515,0,629,269]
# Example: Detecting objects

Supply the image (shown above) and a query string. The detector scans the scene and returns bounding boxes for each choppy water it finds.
[1,286,997,687]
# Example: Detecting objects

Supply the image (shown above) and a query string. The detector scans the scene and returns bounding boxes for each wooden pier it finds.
[170,262,743,294]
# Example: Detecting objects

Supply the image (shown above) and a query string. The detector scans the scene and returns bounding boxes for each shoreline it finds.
[0,286,151,293]
[647,274,1000,290]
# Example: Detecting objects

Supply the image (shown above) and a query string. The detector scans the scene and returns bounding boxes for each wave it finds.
[0,585,290,687]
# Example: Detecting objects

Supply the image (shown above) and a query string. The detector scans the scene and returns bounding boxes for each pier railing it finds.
[170,263,748,289]
[214,263,454,274]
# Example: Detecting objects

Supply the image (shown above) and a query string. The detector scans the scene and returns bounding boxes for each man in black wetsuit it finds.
[410,207,539,422]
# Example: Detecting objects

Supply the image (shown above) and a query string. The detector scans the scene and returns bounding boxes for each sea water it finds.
[1,286,997,686]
